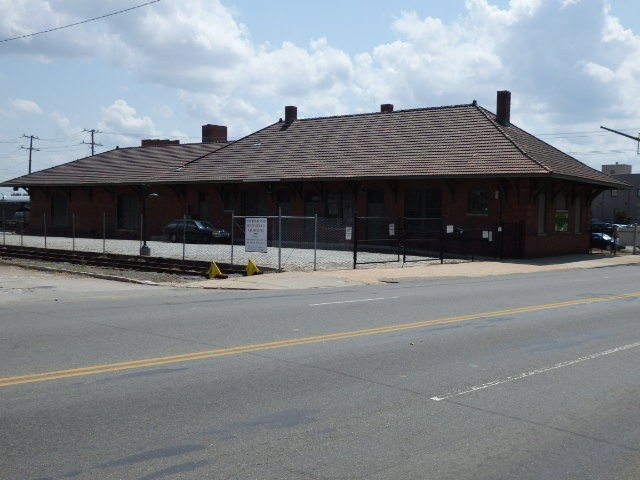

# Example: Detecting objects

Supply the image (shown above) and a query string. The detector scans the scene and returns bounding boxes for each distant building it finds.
[602,163,632,176]
[592,164,640,224]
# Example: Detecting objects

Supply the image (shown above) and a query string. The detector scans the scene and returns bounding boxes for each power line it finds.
[535,128,640,138]
[566,149,637,155]
[38,132,86,143]
[536,130,604,137]
[99,130,155,139]
[0,149,25,161]
[0,0,161,43]
[39,145,87,153]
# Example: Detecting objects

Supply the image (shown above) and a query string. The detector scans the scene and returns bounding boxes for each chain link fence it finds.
[1,211,375,271]
[1,211,529,271]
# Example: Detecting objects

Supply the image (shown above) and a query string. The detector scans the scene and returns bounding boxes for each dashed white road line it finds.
[309,296,399,307]
[430,342,640,401]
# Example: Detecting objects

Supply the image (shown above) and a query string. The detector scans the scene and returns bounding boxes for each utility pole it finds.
[21,134,39,174]
[82,128,103,156]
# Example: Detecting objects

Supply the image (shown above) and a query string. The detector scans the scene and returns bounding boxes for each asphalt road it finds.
[1,264,640,479]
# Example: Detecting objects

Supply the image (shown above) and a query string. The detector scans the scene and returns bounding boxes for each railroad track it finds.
[0,245,236,277]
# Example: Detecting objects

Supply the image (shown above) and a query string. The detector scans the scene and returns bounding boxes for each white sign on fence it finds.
[245,217,268,253]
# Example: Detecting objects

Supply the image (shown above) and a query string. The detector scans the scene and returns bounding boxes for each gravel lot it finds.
[1,232,440,276]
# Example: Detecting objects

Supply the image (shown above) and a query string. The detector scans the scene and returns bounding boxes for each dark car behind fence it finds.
[163,218,230,244]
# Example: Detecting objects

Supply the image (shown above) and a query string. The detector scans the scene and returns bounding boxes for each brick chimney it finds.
[496,90,511,126]
[284,106,297,124]
[202,124,227,143]
[381,104,394,113]
[141,139,180,147]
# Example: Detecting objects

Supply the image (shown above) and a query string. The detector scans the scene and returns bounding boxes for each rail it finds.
[0,245,239,277]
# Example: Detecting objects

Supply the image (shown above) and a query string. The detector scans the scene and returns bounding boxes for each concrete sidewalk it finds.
[188,253,640,290]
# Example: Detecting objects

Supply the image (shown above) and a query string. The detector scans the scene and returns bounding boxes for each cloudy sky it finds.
[1,0,639,195]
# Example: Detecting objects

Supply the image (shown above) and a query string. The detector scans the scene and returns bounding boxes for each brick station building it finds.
[2,91,627,258]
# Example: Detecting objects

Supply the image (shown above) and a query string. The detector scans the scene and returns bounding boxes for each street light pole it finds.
[600,125,640,146]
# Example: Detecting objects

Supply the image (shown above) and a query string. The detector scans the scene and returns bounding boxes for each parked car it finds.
[163,219,230,244]
[4,209,30,232]
[591,222,624,249]
[591,222,617,236]
[590,232,618,251]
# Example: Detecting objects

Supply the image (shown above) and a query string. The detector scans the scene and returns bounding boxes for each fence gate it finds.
[352,216,402,268]
[402,217,443,263]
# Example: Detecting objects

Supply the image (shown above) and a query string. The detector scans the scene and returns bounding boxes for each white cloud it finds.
[9,98,43,116]
[178,91,272,139]
[99,100,155,131]
[153,105,175,120]
[49,111,72,131]
[353,3,516,106]
[349,0,639,141]
[0,0,622,125]
[586,10,640,117]
[602,7,638,44]
[583,62,615,83]
[0,1,356,117]
[97,100,157,147]
[1,0,639,173]
[0,0,99,58]
[103,1,255,89]
[247,39,353,101]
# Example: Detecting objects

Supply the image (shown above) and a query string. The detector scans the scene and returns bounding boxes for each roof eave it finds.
[547,172,631,189]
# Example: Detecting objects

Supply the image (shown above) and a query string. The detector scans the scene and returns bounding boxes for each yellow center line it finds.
[1,291,638,387]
